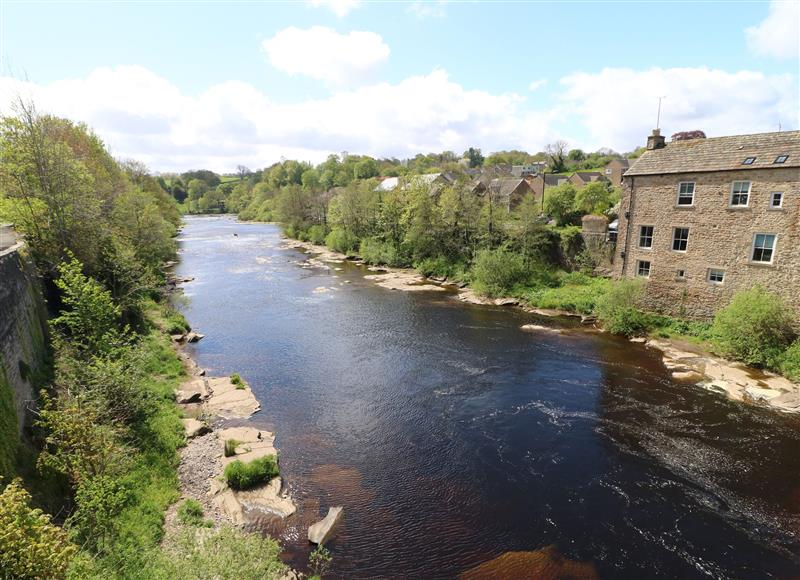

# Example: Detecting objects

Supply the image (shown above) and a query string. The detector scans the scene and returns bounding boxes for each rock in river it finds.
[308,506,343,545]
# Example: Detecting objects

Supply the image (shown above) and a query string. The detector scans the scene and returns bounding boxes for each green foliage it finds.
[0,478,76,579]
[574,181,618,215]
[67,474,131,553]
[53,255,126,358]
[470,248,531,297]
[309,545,333,578]
[0,366,18,481]
[712,287,795,368]
[159,525,286,579]
[325,227,359,255]
[307,224,327,245]
[359,237,401,266]
[596,279,650,337]
[161,306,191,335]
[224,456,279,491]
[526,273,610,315]
[414,256,466,280]
[230,373,243,386]
[223,439,242,458]
[780,340,800,382]
[176,499,212,528]
[543,183,578,226]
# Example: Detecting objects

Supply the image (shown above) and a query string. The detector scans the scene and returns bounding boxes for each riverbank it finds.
[281,235,800,416]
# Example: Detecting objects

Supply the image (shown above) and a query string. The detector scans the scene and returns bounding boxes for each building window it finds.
[605,168,612,175]
[672,227,689,252]
[677,182,695,206]
[751,233,777,264]
[637,260,651,278]
[638,225,654,248]
[676,269,686,280]
[774,155,789,164]
[770,191,783,208]
[742,157,756,165]
[730,181,751,207]
[707,269,725,284]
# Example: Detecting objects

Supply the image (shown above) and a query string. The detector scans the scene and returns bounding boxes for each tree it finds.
[567,149,586,162]
[464,147,485,168]
[545,141,568,173]
[574,181,617,215]
[236,165,251,181]
[187,178,209,201]
[543,183,578,226]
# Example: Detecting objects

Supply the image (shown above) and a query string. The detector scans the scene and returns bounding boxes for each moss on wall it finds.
[0,364,19,480]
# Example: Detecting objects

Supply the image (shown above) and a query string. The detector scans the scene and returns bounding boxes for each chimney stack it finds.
[646,128,666,150]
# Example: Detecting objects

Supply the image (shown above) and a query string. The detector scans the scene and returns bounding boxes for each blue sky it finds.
[1,0,798,172]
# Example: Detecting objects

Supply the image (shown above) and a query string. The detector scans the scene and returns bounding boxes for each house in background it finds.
[511,162,547,177]
[528,173,569,200]
[375,176,399,192]
[405,172,456,196]
[488,177,539,211]
[604,159,630,185]
[568,171,607,189]
[614,128,800,320]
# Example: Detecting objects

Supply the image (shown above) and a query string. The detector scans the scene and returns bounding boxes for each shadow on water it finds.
[177,216,800,579]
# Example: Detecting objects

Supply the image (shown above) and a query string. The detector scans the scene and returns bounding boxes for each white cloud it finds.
[745,0,800,59]
[307,0,361,18]
[0,65,795,172]
[528,78,547,91]
[262,26,389,87]
[408,1,448,19]
[559,67,797,151]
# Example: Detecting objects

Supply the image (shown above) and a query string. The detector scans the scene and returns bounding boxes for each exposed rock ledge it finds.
[364,271,446,292]
[177,376,261,421]
[645,338,800,414]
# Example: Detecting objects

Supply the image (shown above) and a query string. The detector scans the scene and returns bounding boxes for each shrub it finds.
[0,478,76,579]
[307,225,327,246]
[230,373,244,389]
[223,439,242,458]
[177,499,212,527]
[415,256,466,280]
[359,237,400,266]
[712,286,795,368]
[324,228,359,255]
[596,279,651,337]
[780,340,800,382]
[470,248,531,297]
[224,456,279,491]
[309,545,333,578]
[162,307,190,335]
[527,275,610,315]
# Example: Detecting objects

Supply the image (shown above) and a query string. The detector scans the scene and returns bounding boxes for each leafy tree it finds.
[543,183,578,226]
[596,279,650,337]
[354,157,379,180]
[181,169,220,188]
[567,149,586,162]
[574,181,617,215]
[0,478,76,579]
[464,147,485,168]
[545,141,568,173]
[186,178,209,201]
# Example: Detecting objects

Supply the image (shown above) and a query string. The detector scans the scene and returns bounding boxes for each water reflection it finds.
[177,216,800,579]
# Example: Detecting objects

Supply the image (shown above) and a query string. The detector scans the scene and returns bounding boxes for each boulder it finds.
[186,332,205,343]
[671,370,703,382]
[520,324,561,334]
[494,298,519,307]
[308,506,343,545]
[182,418,210,438]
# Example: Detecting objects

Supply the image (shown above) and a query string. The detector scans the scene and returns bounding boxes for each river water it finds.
[176,215,800,579]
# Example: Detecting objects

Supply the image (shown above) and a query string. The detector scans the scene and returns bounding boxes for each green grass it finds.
[177,499,212,528]
[223,456,278,491]
[223,439,242,458]
[230,373,244,390]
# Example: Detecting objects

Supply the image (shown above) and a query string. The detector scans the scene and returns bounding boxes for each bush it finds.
[780,340,800,382]
[224,456,279,491]
[415,256,466,280]
[177,499,212,527]
[231,373,244,389]
[526,275,610,315]
[359,237,400,266]
[470,248,531,297]
[0,478,76,579]
[223,439,242,458]
[307,225,327,246]
[712,286,795,368]
[162,307,190,335]
[325,228,359,255]
[596,279,651,337]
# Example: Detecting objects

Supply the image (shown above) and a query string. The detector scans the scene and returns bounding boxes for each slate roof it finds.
[572,172,604,183]
[490,177,530,197]
[625,131,800,176]
[544,174,569,187]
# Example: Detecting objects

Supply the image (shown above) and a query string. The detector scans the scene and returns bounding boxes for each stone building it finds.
[614,129,800,320]
[603,158,630,185]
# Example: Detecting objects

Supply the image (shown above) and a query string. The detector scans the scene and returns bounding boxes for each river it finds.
[176,215,800,579]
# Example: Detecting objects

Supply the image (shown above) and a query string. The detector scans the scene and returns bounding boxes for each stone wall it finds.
[0,241,49,474]
[614,167,800,320]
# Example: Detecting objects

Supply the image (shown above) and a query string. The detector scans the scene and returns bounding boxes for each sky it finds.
[0,0,798,173]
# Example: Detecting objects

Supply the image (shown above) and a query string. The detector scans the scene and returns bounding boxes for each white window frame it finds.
[676,182,695,206]
[751,233,777,264]
[729,181,751,208]
[638,225,654,249]
[707,268,725,284]
[672,227,689,252]
[769,191,784,209]
[636,260,651,278]
[676,269,687,280]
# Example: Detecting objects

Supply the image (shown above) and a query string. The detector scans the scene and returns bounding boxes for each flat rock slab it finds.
[176,378,208,404]
[671,370,703,382]
[212,476,296,524]
[308,506,343,545]
[205,377,261,419]
[520,324,562,334]
[365,271,445,292]
[218,426,277,466]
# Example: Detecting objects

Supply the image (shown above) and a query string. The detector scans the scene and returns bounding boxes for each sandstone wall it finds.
[0,242,49,474]
[614,167,800,320]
